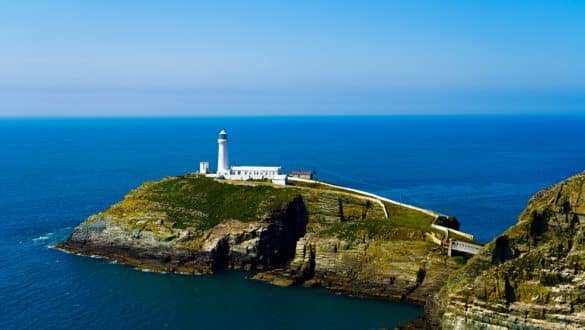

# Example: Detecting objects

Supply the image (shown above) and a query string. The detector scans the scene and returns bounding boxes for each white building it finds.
[199,161,209,174]
[208,129,287,185]
[272,174,288,185]
[229,166,282,180]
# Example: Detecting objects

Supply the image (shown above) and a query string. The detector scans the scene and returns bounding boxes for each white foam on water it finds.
[32,232,54,242]
[89,254,101,259]
[51,246,83,256]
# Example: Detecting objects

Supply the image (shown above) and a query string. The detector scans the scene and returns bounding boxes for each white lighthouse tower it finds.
[217,129,229,176]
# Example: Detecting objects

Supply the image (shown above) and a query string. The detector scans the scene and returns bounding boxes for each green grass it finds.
[291,180,435,230]
[320,218,424,241]
[148,176,299,230]
[452,255,468,265]
[383,202,435,231]
[109,175,440,238]
[289,180,378,198]
[318,200,435,240]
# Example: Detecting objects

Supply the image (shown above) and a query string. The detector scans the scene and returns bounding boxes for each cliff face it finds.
[256,231,459,304]
[57,174,461,305]
[58,176,308,273]
[429,172,585,329]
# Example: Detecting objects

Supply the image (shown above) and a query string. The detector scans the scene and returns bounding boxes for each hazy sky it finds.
[1,1,584,116]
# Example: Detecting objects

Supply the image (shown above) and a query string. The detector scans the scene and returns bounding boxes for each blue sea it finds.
[1,115,584,329]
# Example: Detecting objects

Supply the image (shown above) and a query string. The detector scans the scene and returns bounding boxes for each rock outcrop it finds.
[254,227,460,305]
[58,176,309,274]
[57,174,463,306]
[426,171,585,329]
[59,170,585,328]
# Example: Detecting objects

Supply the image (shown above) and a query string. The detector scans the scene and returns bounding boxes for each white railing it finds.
[288,177,439,218]
[449,239,482,255]
[430,223,475,241]
[288,176,479,248]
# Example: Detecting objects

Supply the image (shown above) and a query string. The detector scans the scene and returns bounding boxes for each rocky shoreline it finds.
[57,172,585,329]
[56,175,466,312]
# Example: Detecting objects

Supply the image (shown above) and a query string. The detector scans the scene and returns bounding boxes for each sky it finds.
[0,0,584,116]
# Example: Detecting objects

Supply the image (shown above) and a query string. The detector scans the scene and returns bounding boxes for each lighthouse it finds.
[217,129,229,176]
[202,128,285,184]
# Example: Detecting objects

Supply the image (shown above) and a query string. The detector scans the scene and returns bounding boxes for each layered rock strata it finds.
[57,174,462,306]
[425,172,585,329]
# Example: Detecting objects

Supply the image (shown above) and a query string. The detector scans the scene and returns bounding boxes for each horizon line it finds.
[1,112,585,120]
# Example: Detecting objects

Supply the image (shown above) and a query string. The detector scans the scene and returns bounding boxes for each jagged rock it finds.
[423,171,585,329]
[56,174,461,307]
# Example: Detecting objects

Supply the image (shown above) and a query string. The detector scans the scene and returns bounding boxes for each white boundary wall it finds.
[288,177,475,242]
[287,177,436,218]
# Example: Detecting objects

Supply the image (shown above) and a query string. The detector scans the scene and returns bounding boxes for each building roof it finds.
[289,171,314,175]
[231,166,281,171]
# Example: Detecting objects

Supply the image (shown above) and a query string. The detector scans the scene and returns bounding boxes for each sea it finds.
[1,115,584,329]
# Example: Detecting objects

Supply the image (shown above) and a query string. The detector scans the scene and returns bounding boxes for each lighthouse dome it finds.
[219,129,228,139]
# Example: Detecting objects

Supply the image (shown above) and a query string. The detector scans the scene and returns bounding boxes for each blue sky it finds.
[0,1,584,116]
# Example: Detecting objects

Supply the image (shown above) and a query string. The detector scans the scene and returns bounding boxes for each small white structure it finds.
[289,171,315,180]
[199,161,209,174]
[448,240,483,256]
[209,129,287,184]
[272,174,288,185]
[217,129,230,176]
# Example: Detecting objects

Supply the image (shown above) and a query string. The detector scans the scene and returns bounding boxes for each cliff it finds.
[56,174,463,305]
[426,171,585,329]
